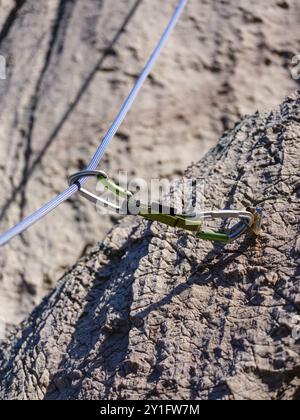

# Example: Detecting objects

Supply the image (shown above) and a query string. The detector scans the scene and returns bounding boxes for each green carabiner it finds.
[68,171,263,244]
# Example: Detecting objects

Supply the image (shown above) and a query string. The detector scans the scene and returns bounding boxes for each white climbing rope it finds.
[0,0,188,247]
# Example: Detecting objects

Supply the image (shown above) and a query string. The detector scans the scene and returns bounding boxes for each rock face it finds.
[0,93,299,400]
[0,0,299,331]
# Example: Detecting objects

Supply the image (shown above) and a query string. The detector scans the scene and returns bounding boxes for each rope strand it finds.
[0,0,188,247]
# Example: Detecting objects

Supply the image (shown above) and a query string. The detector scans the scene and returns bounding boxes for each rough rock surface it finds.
[0,0,299,331]
[0,93,299,400]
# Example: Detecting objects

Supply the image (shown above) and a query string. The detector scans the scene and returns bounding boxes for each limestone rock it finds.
[0,93,299,400]
[0,0,299,329]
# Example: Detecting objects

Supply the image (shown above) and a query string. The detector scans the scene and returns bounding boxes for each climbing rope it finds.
[0,0,188,247]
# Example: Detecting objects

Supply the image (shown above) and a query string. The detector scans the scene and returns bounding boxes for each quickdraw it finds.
[69,170,263,244]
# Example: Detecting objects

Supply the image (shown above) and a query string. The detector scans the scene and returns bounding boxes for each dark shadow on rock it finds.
[43,224,253,400]
[44,223,152,400]
[135,238,254,324]
[0,0,143,223]
[0,279,69,391]
[0,0,27,46]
